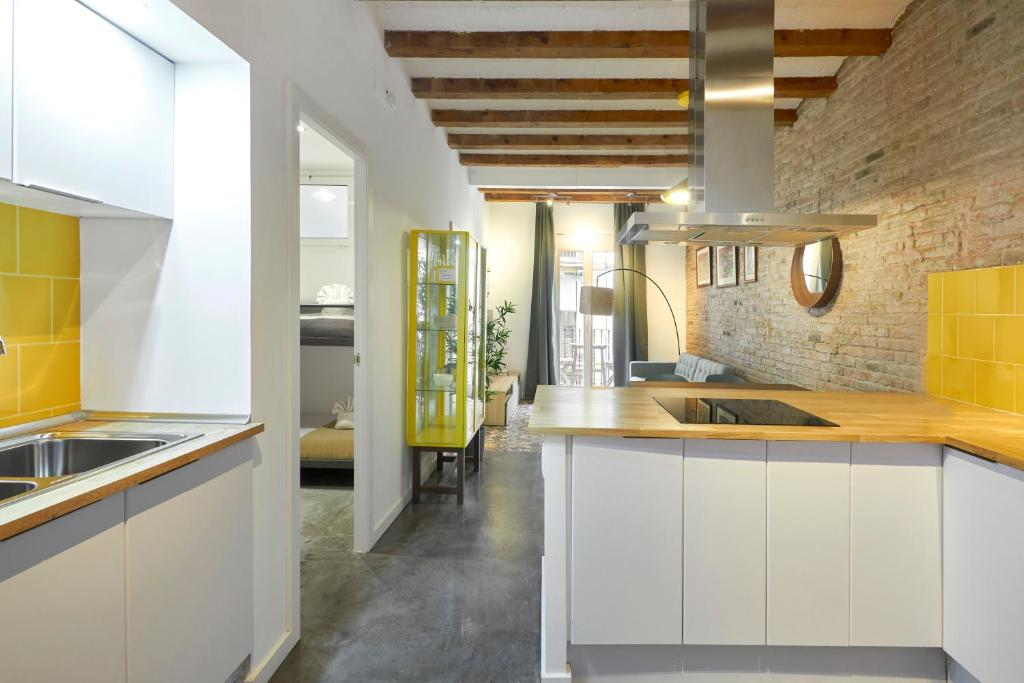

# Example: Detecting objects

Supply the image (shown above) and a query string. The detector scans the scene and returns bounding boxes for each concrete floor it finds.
[271,404,543,682]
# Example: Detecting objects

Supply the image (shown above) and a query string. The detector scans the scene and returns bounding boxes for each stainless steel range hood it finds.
[617,0,876,247]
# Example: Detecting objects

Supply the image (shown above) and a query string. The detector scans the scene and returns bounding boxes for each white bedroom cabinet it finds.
[767,441,851,646]
[125,441,254,683]
[684,439,767,645]
[13,0,174,218]
[944,447,1024,683]
[850,443,942,647]
[0,494,127,683]
[571,437,683,645]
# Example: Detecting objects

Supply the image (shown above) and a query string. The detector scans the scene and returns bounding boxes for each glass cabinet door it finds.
[411,231,463,445]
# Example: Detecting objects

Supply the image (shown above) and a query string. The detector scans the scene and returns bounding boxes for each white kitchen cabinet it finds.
[13,0,174,218]
[767,441,850,646]
[944,447,1024,683]
[0,493,127,683]
[850,443,942,647]
[571,437,683,645]
[126,441,254,683]
[684,439,767,645]
[0,0,11,180]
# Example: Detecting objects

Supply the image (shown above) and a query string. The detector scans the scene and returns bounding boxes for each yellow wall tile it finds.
[958,315,995,361]
[927,273,942,315]
[925,355,941,395]
[52,279,80,342]
[977,266,1016,314]
[0,347,17,417]
[943,270,977,315]
[0,204,16,273]
[1017,366,1024,415]
[1017,266,1024,314]
[941,315,958,356]
[976,362,1015,412]
[0,275,51,343]
[994,316,1024,365]
[18,207,79,277]
[0,409,53,429]
[926,314,940,357]
[941,357,976,403]
[19,342,80,414]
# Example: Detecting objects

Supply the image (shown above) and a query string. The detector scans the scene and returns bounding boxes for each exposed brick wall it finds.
[686,0,1024,392]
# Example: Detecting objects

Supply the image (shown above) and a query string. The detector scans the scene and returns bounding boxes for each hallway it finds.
[272,406,544,682]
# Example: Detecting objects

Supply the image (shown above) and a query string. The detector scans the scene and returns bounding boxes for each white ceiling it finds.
[299,123,356,174]
[371,0,914,187]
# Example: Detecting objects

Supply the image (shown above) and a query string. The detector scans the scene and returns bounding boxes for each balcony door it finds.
[556,238,615,388]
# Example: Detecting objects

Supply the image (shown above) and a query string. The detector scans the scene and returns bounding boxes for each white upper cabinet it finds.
[944,447,1024,683]
[13,0,174,218]
[0,0,11,181]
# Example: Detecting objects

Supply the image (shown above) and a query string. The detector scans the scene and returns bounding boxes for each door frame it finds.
[288,86,373,554]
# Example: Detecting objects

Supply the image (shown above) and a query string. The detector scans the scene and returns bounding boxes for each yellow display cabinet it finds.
[406,229,487,452]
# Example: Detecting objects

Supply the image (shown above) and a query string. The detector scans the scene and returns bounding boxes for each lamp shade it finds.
[579,286,614,316]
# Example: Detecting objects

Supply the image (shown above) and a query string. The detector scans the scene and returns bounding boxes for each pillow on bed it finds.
[332,398,354,429]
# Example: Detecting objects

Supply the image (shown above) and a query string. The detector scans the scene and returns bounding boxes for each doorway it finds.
[556,235,615,388]
[293,110,372,555]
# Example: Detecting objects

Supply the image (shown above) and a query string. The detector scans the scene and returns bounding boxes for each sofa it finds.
[629,352,745,384]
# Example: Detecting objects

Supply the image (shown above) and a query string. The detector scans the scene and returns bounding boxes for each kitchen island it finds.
[530,385,1024,683]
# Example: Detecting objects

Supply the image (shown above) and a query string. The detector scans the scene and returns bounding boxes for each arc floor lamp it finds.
[578,268,681,356]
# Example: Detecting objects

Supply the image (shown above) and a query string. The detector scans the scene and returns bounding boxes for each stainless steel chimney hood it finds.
[617,0,876,247]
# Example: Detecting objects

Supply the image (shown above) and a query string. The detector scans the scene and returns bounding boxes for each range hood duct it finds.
[618,0,876,247]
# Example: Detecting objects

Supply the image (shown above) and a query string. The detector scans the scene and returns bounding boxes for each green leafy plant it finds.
[485,300,517,399]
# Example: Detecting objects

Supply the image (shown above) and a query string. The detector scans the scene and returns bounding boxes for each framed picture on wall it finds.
[743,246,758,283]
[696,246,713,287]
[715,246,738,288]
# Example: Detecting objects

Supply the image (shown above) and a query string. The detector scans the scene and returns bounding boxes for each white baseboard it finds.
[245,629,299,683]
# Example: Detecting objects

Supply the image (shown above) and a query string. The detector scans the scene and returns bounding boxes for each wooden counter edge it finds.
[0,423,265,543]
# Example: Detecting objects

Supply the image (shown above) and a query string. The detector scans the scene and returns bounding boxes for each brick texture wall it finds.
[686,0,1024,392]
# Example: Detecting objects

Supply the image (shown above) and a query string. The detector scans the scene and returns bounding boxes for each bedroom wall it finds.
[300,173,356,303]
[166,0,483,679]
[300,346,354,424]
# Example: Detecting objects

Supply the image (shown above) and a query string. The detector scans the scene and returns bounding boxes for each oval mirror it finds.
[791,238,843,309]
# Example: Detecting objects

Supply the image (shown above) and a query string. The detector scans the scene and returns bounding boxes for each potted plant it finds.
[485,300,516,399]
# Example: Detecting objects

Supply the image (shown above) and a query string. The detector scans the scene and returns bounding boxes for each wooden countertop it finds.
[529,385,1024,471]
[0,419,264,542]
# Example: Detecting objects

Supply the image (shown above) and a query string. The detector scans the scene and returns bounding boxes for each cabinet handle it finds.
[23,184,102,204]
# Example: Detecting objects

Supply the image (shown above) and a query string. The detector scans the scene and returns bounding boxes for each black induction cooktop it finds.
[655,396,839,427]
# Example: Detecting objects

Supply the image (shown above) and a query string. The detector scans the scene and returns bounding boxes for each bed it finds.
[300,425,354,469]
[300,304,354,347]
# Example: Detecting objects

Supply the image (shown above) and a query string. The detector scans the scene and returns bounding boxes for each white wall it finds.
[300,173,356,303]
[483,202,535,377]
[81,62,252,416]
[162,2,483,680]
[484,202,686,378]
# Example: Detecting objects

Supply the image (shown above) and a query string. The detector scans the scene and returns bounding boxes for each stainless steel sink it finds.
[0,436,173,478]
[0,431,198,506]
[0,480,37,502]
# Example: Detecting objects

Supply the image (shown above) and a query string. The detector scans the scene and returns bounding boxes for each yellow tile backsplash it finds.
[928,265,1024,415]
[0,202,81,428]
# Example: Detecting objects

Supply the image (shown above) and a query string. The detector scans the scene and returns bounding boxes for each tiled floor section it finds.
[271,403,542,682]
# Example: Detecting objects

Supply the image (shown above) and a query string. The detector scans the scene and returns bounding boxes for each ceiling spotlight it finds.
[661,179,690,206]
[545,192,558,207]
[297,123,307,133]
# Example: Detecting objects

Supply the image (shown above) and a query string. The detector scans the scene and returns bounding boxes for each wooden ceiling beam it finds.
[481,189,665,203]
[385,29,892,59]
[460,154,687,167]
[431,108,798,128]
[449,133,688,150]
[412,77,836,100]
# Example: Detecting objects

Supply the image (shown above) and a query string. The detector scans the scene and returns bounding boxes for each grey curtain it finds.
[523,202,557,399]
[612,203,649,386]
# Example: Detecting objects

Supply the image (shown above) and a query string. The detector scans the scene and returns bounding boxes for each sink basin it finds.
[0,480,37,502]
[0,433,191,479]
